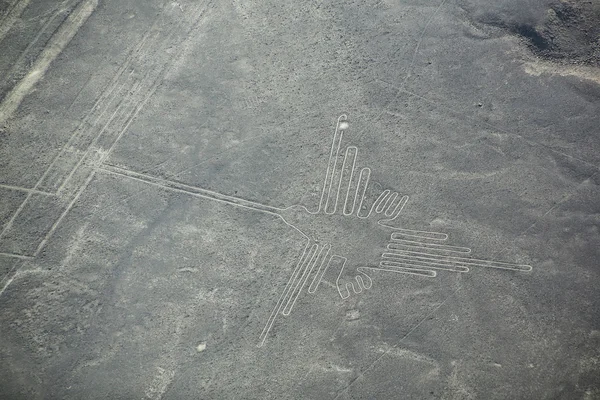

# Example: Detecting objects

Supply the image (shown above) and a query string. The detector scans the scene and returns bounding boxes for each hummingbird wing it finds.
[380,231,532,274]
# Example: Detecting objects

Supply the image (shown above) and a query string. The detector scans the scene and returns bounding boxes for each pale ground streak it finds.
[0,0,98,124]
[0,0,98,244]
[0,0,75,95]
[98,114,531,347]
[0,252,33,260]
[0,0,32,44]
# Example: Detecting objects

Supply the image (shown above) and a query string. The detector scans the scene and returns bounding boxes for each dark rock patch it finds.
[462,0,600,66]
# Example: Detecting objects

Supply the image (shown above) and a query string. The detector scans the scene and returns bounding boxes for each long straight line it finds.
[0,184,54,196]
[0,252,33,260]
[258,240,311,347]
[379,259,468,273]
[388,240,471,254]
[283,244,320,315]
[99,164,282,216]
[383,249,532,271]
[28,1,216,258]
[32,69,162,257]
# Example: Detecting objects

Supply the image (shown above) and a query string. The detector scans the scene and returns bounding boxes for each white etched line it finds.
[358,269,373,289]
[382,251,471,269]
[0,184,55,196]
[355,167,371,218]
[37,70,133,192]
[386,250,531,272]
[56,75,143,194]
[379,192,396,214]
[279,244,317,315]
[99,165,282,216]
[365,265,437,278]
[383,192,399,216]
[2,2,64,88]
[283,244,321,315]
[384,248,531,271]
[378,195,409,225]
[380,258,469,273]
[59,10,179,186]
[388,239,472,254]
[379,261,465,272]
[319,115,347,213]
[35,65,165,256]
[100,49,173,164]
[351,276,363,294]
[324,126,345,215]
[308,244,332,293]
[355,269,374,291]
[56,78,135,192]
[0,273,17,298]
[48,3,185,192]
[356,275,366,291]
[0,252,34,260]
[332,256,350,299]
[380,260,449,276]
[472,262,533,272]
[2,1,213,259]
[383,250,496,269]
[337,146,357,216]
[44,8,165,191]
[0,190,34,241]
[374,190,391,214]
[0,0,32,44]
[258,241,311,347]
[33,169,97,256]
[385,227,448,241]
[0,0,152,195]
[80,72,135,136]
[342,147,359,216]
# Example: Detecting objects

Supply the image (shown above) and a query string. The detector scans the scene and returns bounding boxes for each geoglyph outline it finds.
[96,114,532,348]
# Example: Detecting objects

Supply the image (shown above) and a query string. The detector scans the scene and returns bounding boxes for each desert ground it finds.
[0,0,599,399]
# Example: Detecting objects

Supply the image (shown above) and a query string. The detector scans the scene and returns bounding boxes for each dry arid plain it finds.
[0,0,599,399]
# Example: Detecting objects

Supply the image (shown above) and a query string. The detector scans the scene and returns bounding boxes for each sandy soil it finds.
[0,0,598,399]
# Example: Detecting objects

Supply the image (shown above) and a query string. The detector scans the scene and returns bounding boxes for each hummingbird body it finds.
[99,114,531,348]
